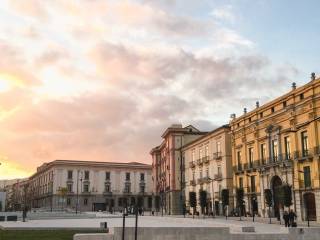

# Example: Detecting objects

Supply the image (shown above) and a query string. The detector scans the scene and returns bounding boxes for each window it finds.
[118,198,123,207]
[192,171,195,180]
[199,169,203,179]
[206,168,209,177]
[192,149,195,161]
[140,185,145,193]
[67,198,71,206]
[283,101,287,108]
[105,172,110,181]
[140,173,145,181]
[250,176,256,192]
[248,117,252,123]
[126,172,130,181]
[199,149,203,159]
[205,145,209,157]
[237,151,242,170]
[67,170,73,180]
[124,183,131,193]
[272,140,278,161]
[217,141,221,153]
[284,136,291,160]
[217,166,221,176]
[260,144,266,163]
[83,183,89,193]
[84,198,88,205]
[260,112,263,118]
[301,131,309,157]
[271,107,275,113]
[300,93,304,100]
[105,183,111,192]
[248,147,254,167]
[84,171,89,180]
[303,166,311,188]
[67,183,73,193]
[239,177,243,188]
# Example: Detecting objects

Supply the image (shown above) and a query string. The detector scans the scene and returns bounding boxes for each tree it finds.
[155,196,160,212]
[189,191,197,218]
[264,189,273,224]
[221,189,229,219]
[199,190,207,217]
[281,185,292,209]
[236,188,244,220]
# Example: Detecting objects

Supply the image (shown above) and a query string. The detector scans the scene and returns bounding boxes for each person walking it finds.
[289,209,297,227]
[283,211,289,227]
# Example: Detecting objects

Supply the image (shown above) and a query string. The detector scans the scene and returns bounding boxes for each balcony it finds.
[189,161,196,168]
[202,156,210,164]
[123,190,132,195]
[214,173,222,181]
[190,180,196,186]
[293,149,314,161]
[103,191,112,196]
[196,159,203,166]
[213,152,222,160]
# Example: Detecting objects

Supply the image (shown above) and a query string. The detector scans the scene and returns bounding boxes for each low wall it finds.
[74,227,320,240]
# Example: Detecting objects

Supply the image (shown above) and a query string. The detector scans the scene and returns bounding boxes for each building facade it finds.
[11,160,153,212]
[151,124,207,214]
[230,74,320,222]
[183,125,233,215]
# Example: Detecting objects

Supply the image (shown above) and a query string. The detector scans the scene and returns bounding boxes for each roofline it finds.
[232,77,320,122]
[29,160,152,179]
[181,124,230,150]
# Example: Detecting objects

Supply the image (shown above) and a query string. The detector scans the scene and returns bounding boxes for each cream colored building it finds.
[230,73,320,223]
[151,124,207,215]
[183,125,233,215]
[10,160,153,212]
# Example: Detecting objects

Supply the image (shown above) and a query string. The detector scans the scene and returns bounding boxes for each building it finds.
[0,191,6,211]
[230,73,320,222]
[11,160,153,212]
[150,124,207,214]
[183,125,233,215]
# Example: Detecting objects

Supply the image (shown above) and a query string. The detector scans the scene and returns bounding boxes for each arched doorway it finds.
[304,192,317,221]
[271,175,282,219]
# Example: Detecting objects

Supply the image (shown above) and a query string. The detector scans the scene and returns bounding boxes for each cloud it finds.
[0,0,302,178]
[211,5,235,23]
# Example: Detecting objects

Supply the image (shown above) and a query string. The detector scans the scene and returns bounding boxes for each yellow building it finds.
[230,73,320,223]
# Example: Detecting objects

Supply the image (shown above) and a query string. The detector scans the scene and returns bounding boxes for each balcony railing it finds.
[213,152,222,160]
[196,159,203,165]
[189,161,196,168]
[202,156,210,164]
[214,173,222,180]
[293,149,313,160]
[190,180,196,186]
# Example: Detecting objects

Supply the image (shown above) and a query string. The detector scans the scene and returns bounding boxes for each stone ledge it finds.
[74,233,113,240]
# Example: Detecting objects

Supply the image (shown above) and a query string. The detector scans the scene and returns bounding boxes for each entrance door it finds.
[304,193,317,221]
[93,203,106,211]
[271,176,282,219]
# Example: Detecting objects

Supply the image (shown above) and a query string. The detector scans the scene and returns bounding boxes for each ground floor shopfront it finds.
[30,193,154,212]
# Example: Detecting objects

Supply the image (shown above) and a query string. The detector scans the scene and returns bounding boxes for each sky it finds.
[0,0,319,179]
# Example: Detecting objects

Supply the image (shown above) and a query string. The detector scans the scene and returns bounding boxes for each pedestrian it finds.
[283,211,289,227]
[289,209,297,227]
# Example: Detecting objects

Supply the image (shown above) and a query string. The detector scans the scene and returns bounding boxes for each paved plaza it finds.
[0,215,289,233]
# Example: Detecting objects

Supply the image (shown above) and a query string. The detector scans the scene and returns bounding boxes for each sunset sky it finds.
[0,0,319,179]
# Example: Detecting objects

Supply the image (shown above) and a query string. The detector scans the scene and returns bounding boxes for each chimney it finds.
[311,72,316,81]
[256,101,259,108]
[243,108,247,114]
[292,82,296,90]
